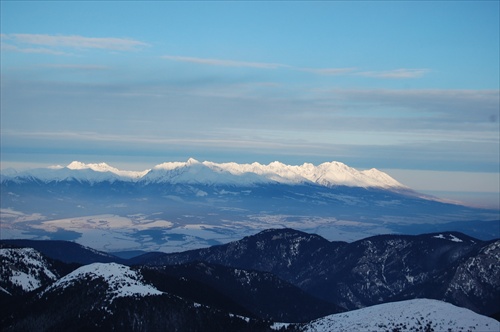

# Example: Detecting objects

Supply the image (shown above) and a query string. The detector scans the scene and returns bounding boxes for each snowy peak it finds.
[2,159,407,189]
[305,161,403,188]
[66,161,92,170]
[43,262,162,301]
[143,159,269,186]
[0,247,58,294]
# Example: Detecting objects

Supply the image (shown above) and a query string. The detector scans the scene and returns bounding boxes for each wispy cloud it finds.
[2,33,149,52]
[321,88,500,126]
[1,42,69,55]
[297,67,357,76]
[328,88,499,111]
[161,55,285,69]
[41,64,111,70]
[2,130,302,152]
[357,68,430,79]
[161,54,427,79]
[162,54,355,75]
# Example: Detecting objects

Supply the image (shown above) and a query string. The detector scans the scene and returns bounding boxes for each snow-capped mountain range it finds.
[2,158,407,189]
[2,158,498,254]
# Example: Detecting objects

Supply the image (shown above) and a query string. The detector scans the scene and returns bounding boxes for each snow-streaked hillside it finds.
[302,299,500,332]
[42,262,162,301]
[0,248,58,293]
[2,158,407,189]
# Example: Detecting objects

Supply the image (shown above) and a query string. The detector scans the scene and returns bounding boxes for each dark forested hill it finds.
[137,228,500,316]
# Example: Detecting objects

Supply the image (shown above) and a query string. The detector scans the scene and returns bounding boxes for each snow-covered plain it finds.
[302,299,500,332]
[1,209,396,252]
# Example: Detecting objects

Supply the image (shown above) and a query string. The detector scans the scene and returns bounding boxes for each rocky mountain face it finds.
[139,228,500,316]
[443,240,500,314]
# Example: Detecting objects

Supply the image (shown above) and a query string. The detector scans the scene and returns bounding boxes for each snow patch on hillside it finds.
[33,214,174,234]
[433,233,464,242]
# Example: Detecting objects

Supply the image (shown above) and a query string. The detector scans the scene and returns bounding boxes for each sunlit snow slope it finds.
[303,299,500,332]
[42,262,162,301]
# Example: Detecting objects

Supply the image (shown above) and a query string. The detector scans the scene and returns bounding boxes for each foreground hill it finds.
[2,262,281,332]
[0,246,340,326]
[300,299,499,332]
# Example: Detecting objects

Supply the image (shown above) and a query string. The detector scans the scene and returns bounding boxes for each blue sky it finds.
[1,1,499,207]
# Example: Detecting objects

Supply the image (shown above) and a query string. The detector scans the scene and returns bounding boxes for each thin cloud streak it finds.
[2,33,149,51]
[0,42,69,55]
[297,67,358,75]
[162,54,362,77]
[356,68,430,79]
[1,130,314,152]
[161,55,286,69]
[324,88,500,118]
[41,64,111,70]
